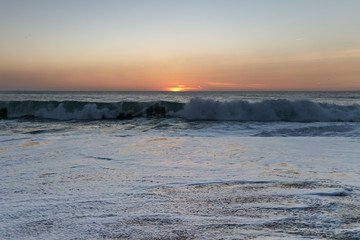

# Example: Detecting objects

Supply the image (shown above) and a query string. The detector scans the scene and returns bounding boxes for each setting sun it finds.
[166,85,186,92]
[164,85,199,92]
[168,87,184,92]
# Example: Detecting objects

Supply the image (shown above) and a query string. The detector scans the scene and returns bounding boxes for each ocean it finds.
[1,91,360,239]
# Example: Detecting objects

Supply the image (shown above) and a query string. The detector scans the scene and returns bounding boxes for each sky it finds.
[1,0,360,91]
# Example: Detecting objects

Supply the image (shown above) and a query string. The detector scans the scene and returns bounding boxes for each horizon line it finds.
[1,89,360,92]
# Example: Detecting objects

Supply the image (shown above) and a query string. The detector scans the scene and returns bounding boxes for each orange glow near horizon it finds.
[1,47,360,91]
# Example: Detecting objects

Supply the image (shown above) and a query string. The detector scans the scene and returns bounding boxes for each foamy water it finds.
[1,91,360,239]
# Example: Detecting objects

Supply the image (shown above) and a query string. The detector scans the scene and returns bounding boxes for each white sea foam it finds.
[1,131,359,239]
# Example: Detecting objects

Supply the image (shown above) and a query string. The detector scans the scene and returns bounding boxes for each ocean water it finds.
[1,91,360,239]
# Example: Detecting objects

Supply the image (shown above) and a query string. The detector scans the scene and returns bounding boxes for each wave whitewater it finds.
[1,98,360,122]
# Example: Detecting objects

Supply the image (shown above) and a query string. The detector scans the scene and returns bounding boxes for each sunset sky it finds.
[1,0,360,91]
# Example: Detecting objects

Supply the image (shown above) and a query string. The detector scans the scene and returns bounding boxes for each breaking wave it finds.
[176,98,360,122]
[1,98,360,122]
[0,100,183,120]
